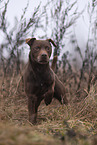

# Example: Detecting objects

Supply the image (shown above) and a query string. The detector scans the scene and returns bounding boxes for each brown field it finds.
[0,70,97,145]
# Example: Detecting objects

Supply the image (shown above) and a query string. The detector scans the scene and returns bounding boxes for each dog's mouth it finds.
[38,59,48,64]
[37,56,49,64]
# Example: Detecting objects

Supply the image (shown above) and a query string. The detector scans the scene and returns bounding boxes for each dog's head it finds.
[26,38,56,64]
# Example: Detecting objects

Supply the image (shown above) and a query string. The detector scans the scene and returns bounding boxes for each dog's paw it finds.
[44,96,52,105]
[29,113,37,124]
[43,90,53,105]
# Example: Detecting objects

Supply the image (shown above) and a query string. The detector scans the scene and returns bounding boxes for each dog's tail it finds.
[51,55,57,71]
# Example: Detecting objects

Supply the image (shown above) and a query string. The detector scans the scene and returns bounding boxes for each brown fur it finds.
[24,38,68,124]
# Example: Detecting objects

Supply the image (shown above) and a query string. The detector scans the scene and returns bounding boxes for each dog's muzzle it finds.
[38,53,49,64]
[41,54,47,60]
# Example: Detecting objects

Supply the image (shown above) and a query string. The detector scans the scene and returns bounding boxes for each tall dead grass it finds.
[0,70,97,145]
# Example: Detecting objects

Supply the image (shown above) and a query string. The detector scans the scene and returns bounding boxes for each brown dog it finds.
[24,38,68,124]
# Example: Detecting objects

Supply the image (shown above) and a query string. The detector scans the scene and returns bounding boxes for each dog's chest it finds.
[37,72,53,86]
[34,71,54,95]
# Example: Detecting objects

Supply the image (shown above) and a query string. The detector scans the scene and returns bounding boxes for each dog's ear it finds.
[26,38,36,46]
[46,39,56,47]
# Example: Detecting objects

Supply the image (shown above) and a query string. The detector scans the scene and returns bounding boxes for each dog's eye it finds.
[45,46,50,51]
[34,47,40,51]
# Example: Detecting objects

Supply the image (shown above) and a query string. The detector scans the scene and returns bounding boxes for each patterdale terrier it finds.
[24,38,68,124]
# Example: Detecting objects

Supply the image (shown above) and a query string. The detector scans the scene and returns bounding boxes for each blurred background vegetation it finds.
[0,0,97,94]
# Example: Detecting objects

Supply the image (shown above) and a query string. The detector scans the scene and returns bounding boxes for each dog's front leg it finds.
[44,90,53,105]
[44,81,55,105]
[28,95,37,124]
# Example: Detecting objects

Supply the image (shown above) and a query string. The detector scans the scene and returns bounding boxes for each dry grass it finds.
[0,72,97,145]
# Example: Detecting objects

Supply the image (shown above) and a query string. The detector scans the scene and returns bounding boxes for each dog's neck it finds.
[29,54,50,74]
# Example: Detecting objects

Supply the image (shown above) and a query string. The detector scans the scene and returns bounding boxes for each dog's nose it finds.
[41,54,47,57]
